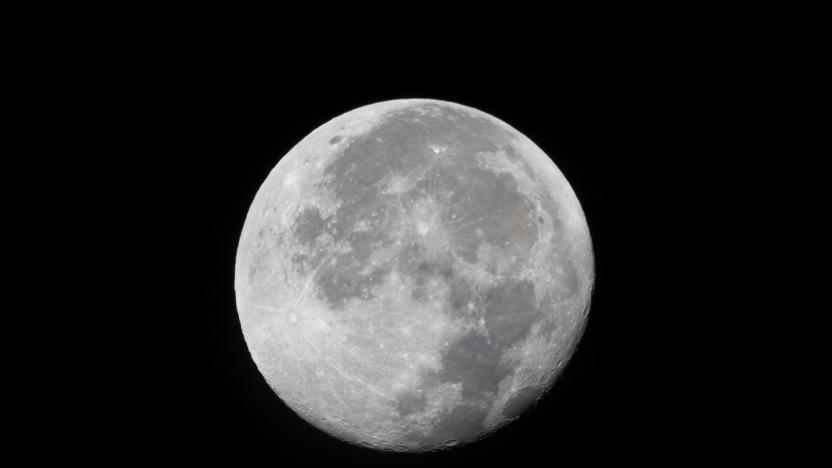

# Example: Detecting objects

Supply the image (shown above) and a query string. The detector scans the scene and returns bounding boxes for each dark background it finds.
[101,37,729,464]
[9,6,797,462]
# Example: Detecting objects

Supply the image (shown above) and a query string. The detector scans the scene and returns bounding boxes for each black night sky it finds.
[92,28,733,465]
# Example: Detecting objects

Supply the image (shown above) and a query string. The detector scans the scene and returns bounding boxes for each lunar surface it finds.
[234,99,594,452]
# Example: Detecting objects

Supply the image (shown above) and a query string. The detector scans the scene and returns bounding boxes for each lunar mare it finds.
[235,99,594,452]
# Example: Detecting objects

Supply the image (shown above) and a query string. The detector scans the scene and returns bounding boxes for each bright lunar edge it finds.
[235,99,594,452]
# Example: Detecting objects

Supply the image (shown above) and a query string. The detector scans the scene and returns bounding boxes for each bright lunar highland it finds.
[234,99,594,452]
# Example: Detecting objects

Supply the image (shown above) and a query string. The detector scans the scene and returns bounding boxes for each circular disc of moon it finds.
[234,99,594,452]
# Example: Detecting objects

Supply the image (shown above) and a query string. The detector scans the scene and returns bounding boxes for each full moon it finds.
[234,99,594,452]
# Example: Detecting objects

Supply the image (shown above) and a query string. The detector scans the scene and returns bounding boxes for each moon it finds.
[234,99,594,452]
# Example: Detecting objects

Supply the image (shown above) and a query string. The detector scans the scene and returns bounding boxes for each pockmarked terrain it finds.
[235,99,594,452]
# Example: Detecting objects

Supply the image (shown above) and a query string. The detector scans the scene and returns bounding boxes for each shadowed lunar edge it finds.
[235,100,593,451]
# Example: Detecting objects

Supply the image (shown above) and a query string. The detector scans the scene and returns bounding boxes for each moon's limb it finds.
[235,99,594,452]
